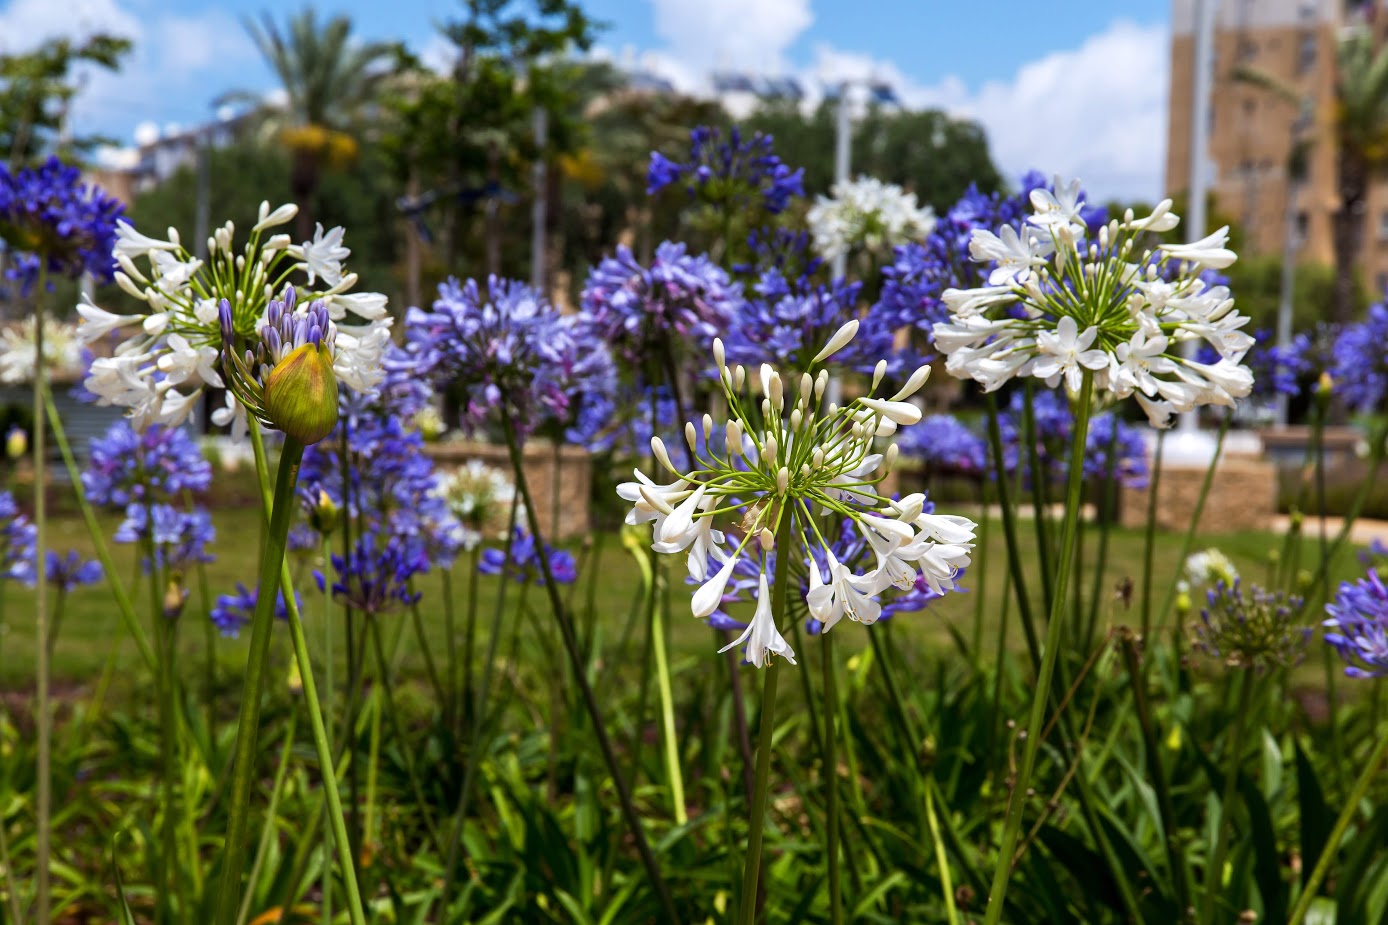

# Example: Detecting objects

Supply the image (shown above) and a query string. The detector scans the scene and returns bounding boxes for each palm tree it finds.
[235,9,399,240]
[1332,27,1388,322]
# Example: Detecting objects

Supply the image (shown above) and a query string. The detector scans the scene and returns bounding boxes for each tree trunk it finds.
[291,148,320,244]
[1333,147,1366,325]
[485,139,501,278]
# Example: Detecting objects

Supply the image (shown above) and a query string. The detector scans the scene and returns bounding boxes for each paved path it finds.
[1272,514,1388,547]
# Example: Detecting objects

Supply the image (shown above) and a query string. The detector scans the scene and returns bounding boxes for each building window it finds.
[1299,31,1317,74]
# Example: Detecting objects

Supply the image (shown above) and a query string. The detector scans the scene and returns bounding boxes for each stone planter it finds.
[425,439,592,541]
[1120,455,1276,533]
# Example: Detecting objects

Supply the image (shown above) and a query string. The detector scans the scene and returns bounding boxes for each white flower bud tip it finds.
[685,421,698,451]
[759,528,775,551]
[777,467,788,495]
[713,338,725,370]
[890,364,932,402]
[860,397,922,426]
[872,360,887,391]
[734,366,746,391]
[702,413,713,439]
[651,436,673,471]
[812,319,860,364]
[884,443,899,471]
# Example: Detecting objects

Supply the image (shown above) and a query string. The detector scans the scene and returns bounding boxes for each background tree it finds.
[1332,27,1388,323]
[0,34,131,167]
[230,9,401,240]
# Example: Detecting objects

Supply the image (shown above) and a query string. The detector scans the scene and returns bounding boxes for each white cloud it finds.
[650,0,813,78]
[0,0,260,145]
[807,21,1170,203]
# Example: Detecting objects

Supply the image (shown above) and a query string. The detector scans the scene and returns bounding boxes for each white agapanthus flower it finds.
[437,460,522,551]
[76,200,392,432]
[620,322,977,667]
[807,175,937,262]
[1184,548,1240,589]
[0,318,85,385]
[931,176,1254,427]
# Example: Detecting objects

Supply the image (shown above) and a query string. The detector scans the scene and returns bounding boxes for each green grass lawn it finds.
[0,502,1365,696]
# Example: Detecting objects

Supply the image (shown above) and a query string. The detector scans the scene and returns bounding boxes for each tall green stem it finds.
[736,513,792,925]
[31,265,50,925]
[1157,415,1231,628]
[499,409,679,924]
[245,431,366,925]
[42,387,156,672]
[1288,723,1388,925]
[982,372,1095,925]
[321,533,335,925]
[651,569,688,824]
[984,395,1041,671]
[821,628,842,925]
[1199,672,1256,925]
[213,437,305,925]
[1140,430,1166,641]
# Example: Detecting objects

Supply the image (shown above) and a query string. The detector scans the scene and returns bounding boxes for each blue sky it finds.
[0,0,1172,200]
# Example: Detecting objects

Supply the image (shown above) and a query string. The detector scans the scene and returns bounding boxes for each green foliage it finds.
[1224,255,1350,332]
[738,99,1003,209]
[0,34,131,164]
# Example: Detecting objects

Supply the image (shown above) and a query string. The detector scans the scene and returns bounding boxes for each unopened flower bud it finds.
[734,366,746,391]
[884,443,899,471]
[891,365,932,402]
[815,370,828,400]
[760,363,774,399]
[685,421,698,451]
[163,573,189,619]
[309,488,339,535]
[264,342,339,445]
[762,435,778,465]
[287,656,303,694]
[651,436,673,471]
[813,319,859,363]
[759,528,775,551]
[872,360,887,391]
[702,414,713,440]
[790,409,802,430]
[777,466,788,496]
[5,426,26,460]
[713,338,725,370]
[726,421,742,455]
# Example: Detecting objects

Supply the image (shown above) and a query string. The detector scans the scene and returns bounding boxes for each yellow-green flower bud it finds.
[5,427,25,460]
[264,342,339,445]
[310,488,340,536]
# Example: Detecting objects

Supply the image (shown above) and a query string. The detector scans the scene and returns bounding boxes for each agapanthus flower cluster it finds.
[78,202,390,431]
[807,175,936,263]
[895,414,988,475]
[932,177,1253,427]
[1184,547,1241,590]
[44,550,103,592]
[0,156,124,286]
[1324,568,1388,678]
[703,499,955,643]
[436,460,519,551]
[0,490,37,586]
[580,242,741,372]
[84,419,215,573]
[648,125,804,215]
[211,583,301,637]
[405,276,616,440]
[1192,580,1309,672]
[567,386,678,457]
[1331,302,1388,412]
[319,536,426,615]
[479,527,577,585]
[722,270,905,375]
[620,320,977,667]
[83,420,211,508]
[298,403,463,570]
[0,319,85,384]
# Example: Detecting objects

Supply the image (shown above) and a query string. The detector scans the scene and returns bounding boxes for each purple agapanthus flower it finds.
[478,527,576,586]
[45,550,103,592]
[0,490,37,586]
[0,156,124,288]
[1325,568,1388,678]
[211,582,302,637]
[404,275,616,440]
[83,421,212,509]
[579,241,741,372]
[298,403,463,570]
[1331,302,1388,412]
[113,503,215,572]
[998,390,1148,488]
[318,533,427,615]
[722,269,905,375]
[647,125,804,215]
[895,414,988,474]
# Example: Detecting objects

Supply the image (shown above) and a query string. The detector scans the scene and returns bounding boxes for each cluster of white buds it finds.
[619,321,978,667]
[77,202,391,433]
[931,177,1254,426]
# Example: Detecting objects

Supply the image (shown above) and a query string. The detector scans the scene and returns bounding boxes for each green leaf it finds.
[1296,738,1333,890]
